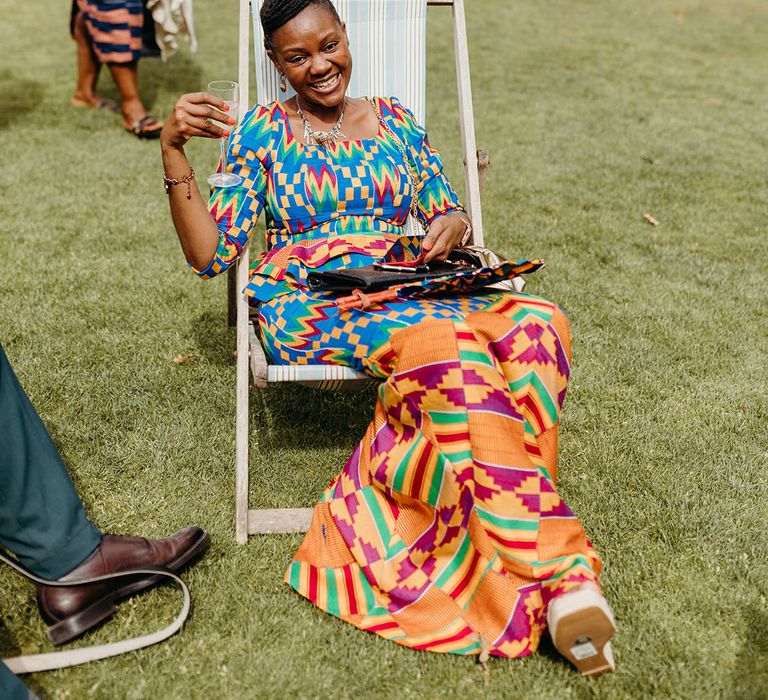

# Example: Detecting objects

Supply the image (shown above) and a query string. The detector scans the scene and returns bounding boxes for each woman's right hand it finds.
[160,92,237,151]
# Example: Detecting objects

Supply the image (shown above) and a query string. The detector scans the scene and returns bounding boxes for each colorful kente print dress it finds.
[202,97,602,657]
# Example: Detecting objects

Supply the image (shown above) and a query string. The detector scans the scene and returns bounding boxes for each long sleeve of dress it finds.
[383,97,464,228]
[195,105,272,278]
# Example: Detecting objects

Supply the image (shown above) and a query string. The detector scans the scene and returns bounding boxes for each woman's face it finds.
[268,4,352,112]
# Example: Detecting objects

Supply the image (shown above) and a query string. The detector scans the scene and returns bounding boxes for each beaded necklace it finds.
[296,97,347,147]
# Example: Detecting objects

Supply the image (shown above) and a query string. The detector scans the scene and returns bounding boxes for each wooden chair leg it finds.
[235,252,250,544]
[248,323,269,389]
[247,508,314,534]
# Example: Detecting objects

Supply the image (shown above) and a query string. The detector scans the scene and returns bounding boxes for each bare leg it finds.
[108,62,162,135]
[72,11,103,106]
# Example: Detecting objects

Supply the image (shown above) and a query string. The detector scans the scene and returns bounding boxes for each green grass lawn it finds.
[1,1,767,698]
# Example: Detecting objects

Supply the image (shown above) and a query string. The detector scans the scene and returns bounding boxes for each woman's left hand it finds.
[422,212,471,262]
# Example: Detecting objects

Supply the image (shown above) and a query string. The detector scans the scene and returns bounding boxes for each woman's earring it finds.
[279,74,287,93]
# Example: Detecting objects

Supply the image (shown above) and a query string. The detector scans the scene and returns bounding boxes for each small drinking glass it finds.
[206,80,243,188]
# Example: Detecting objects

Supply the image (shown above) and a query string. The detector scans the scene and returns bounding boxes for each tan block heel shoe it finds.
[547,582,616,677]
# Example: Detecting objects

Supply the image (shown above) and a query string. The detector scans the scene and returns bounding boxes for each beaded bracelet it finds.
[163,169,196,199]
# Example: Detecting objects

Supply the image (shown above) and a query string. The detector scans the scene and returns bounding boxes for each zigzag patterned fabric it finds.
[286,300,601,656]
[257,286,513,377]
[202,97,461,302]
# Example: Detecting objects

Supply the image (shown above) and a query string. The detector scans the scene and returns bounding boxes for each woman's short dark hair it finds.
[260,0,342,49]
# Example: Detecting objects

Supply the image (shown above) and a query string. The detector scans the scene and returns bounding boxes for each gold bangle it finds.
[163,169,195,199]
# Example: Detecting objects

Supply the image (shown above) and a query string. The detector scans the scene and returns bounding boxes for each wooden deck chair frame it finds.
[233,0,489,543]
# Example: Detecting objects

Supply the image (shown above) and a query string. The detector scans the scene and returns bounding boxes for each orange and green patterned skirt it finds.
[258,289,601,658]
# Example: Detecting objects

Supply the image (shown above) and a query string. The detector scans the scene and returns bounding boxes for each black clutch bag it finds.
[307,257,475,292]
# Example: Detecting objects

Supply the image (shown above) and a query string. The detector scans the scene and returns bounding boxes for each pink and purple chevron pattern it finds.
[286,297,602,657]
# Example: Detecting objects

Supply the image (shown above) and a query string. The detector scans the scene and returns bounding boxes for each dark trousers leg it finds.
[0,663,31,700]
[0,343,101,580]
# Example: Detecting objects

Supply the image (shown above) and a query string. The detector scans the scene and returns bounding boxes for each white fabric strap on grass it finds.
[0,552,190,675]
[252,0,427,124]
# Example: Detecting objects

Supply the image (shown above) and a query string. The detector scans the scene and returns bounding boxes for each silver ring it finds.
[203,117,212,129]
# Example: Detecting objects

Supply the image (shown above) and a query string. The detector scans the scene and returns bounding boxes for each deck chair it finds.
[232,0,489,543]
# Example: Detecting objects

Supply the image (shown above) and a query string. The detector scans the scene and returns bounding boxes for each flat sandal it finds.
[125,115,163,139]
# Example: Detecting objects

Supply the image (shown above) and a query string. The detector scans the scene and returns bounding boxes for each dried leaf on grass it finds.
[643,213,659,226]
[172,354,196,365]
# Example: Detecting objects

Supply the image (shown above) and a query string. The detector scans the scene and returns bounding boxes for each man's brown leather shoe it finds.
[37,526,210,645]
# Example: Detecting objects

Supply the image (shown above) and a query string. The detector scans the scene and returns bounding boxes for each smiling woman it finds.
[265,1,382,144]
[158,0,616,677]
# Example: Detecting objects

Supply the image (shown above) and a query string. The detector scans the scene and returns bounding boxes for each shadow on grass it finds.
[193,311,236,366]
[252,382,376,451]
[728,601,768,699]
[191,313,377,449]
[139,51,203,110]
[0,616,21,659]
[532,632,574,674]
[0,70,45,130]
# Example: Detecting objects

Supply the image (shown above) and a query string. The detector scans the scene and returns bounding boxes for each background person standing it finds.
[69,0,163,138]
